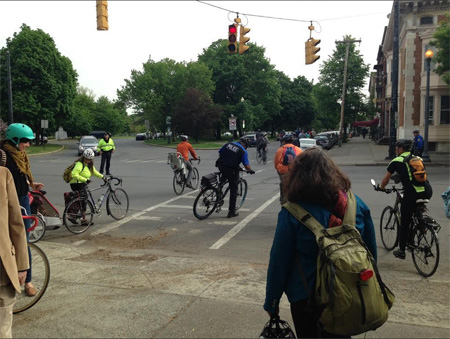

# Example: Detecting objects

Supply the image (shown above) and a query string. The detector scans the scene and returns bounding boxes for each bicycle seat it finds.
[416,199,429,204]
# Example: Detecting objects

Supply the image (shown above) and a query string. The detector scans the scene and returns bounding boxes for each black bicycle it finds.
[256,146,268,165]
[371,179,441,277]
[193,169,249,220]
[63,176,129,234]
[167,152,200,195]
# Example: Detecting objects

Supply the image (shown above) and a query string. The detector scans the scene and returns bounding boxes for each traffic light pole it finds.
[335,39,361,146]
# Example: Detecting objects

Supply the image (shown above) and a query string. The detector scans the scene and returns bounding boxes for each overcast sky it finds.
[0,1,393,102]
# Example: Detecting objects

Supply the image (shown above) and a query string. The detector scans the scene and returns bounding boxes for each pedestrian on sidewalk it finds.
[0,166,29,338]
[98,132,115,175]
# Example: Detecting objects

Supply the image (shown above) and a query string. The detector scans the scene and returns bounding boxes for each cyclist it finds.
[216,137,255,218]
[1,123,43,297]
[379,139,432,259]
[256,132,269,157]
[97,132,115,175]
[274,135,302,204]
[176,135,199,188]
[69,149,105,225]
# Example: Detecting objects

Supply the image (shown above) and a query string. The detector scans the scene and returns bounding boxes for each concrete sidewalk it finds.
[328,136,449,167]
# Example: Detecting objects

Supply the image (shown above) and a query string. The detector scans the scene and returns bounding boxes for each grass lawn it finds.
[27,143,63,155]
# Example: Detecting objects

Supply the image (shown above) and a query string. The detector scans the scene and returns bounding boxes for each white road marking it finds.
[161,204,193,209]
[133,216,162,221]
[72,240,86,246]
[210,193,280,250]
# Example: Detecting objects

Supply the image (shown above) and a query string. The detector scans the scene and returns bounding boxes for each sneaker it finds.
[227,211,239,218]
[25,285,37,297]
[80,220,93,226]
[393,249,406,260]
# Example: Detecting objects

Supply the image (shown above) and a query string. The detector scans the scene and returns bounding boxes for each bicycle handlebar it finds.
[100,175,122,187]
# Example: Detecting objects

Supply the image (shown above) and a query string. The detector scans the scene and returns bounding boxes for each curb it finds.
[28,144,65,156]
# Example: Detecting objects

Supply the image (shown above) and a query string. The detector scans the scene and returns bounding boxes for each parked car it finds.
[33,133,48,144]
[135,133,146,141]
[78,136,99,156]
[242,134,257,147]
[314,135,333,150]
[223,132,232,137]
[317,132,338,147]
[299,138,317,151]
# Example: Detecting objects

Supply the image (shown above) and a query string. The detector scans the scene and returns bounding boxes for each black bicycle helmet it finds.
[395,139,412,150]
[239,137,248,148]
[282,135,293,144]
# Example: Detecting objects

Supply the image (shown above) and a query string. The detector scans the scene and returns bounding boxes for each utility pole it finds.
[335,38,361,146]
[6,50,13,124]
[387,0,399,160]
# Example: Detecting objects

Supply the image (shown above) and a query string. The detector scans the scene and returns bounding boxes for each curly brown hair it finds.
[284,147,351,209]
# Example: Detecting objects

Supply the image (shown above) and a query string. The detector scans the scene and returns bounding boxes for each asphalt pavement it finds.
[13,137,450,338]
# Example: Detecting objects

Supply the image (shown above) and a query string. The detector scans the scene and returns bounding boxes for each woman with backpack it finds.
[264,147,378,338]
[69,149,105,192]
[1,123,44,297]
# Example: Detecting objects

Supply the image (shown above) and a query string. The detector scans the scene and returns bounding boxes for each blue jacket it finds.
[263,194,377,315]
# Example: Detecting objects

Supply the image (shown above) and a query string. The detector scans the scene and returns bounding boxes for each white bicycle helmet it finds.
[83,149,95,159]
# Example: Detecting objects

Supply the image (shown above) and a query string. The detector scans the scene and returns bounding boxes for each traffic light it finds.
[239,25,251,54]
[96,0,109,31]
[305,38,321,64]
[228,24,238,54]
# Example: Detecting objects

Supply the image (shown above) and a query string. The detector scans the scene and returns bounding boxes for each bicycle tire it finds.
[256,151,262,164]
[380,206,399,251]
[63,198,94,234]
[191,167,200,190]
[411,223,440,277]
[262,149,267,165]
[221,178,248,211]
[106,188,129,220]
[173,171,185,195]
[28,214,46,243]
[13,243,50,314]
[193,187,219,220]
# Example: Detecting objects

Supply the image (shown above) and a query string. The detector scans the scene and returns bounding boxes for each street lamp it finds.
[422,49,433,162]
[240,97,245,135]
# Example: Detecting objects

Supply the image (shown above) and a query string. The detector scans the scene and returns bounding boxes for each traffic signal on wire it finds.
[305,38,321,64]
[228,24,238,54]
[96,0,109,31]
[239,25,251,54]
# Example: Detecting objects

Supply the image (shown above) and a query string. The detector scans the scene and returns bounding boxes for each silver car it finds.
[78,136,99,156]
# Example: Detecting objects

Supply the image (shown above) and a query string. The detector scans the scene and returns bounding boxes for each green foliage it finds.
[0,24,78,135]
[430,14,450,85]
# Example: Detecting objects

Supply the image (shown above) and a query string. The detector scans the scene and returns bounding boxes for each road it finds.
[13,138,450,338]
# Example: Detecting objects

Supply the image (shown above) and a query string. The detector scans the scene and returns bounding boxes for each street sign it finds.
[229,118,237,131]
[41,120,48,129]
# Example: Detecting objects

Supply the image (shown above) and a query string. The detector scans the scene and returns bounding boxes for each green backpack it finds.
[283,191,395,336]
[63,161,84,183]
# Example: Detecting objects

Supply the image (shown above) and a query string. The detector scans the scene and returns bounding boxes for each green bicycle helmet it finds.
[6,123,35,145]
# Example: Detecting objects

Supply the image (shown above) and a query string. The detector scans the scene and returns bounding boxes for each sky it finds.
[0,1,394,103]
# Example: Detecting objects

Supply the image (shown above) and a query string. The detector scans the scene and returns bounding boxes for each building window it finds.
[420,16,433,25]
[441,96,450,124]
[426,96,434,125]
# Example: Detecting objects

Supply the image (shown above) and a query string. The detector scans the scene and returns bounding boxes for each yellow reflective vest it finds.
[97,138,115,152]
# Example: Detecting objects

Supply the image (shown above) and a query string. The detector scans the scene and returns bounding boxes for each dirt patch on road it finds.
[82,229,170,249]
[77,248,159,263]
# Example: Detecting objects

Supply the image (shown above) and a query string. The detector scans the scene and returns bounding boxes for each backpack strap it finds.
[342,190,357,226]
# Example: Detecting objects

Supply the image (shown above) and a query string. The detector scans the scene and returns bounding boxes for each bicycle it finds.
[28,189,62,243]
[13,214,51,314]
[371,179,441,277]
[63,175,129,234]
[167,152,200,195]
[193,168,249,220]
[256,146,268,165]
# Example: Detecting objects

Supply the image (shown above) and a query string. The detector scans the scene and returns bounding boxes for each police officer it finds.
[216,137,255,218]
[379,139,432,259]
[412,129,424,157]
[97,132,115,175]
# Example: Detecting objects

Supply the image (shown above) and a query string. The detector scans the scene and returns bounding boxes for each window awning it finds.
[352,117,379,127]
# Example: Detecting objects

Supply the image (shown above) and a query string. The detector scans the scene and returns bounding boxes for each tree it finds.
[172,88,223,142]
[0,24,78,140]
[92,96,127,135]
[430,14,450,85]
[316,36,370,133]
[66,87,96,138]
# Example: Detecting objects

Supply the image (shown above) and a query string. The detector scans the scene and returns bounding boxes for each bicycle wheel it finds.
[235,179,248,210]
[379,206,399,251]
[13,243,50,314]
[63,198,94,234]
[256,150,262,164]
[28,214,46,243]
[190,167,200,190]
[411,223,440,277]
[106,188,129,220]
[193,187,219,220]
[262,149,268,165]
[173,171,185,195]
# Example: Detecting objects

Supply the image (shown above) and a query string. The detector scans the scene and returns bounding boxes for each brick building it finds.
[372,0,449,152]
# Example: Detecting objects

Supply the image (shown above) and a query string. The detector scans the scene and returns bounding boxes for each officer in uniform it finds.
[97,132,115,175]
[216,137,255,218]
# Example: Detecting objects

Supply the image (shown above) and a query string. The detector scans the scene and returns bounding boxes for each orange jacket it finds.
[274,143,302,174]
[177,141,198,161]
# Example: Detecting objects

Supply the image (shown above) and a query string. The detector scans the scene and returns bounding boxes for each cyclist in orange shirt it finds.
[176,135,199,188]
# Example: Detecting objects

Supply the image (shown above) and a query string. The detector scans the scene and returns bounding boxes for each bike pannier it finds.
[201,173,218,188]
[168,152,184,171]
